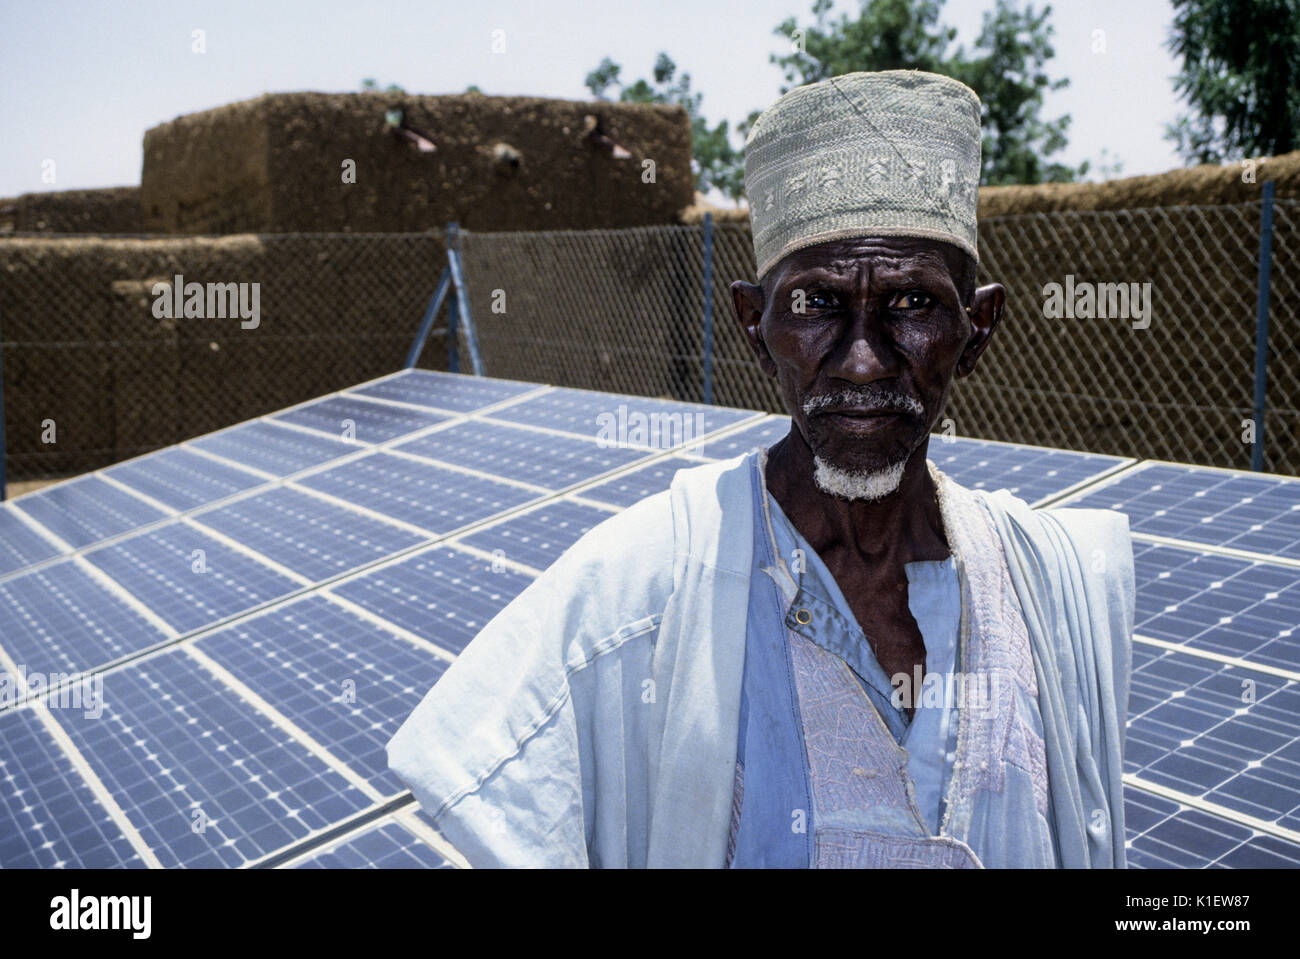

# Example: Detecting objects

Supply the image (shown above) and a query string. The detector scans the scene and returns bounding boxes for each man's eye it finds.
[891,291,934,309]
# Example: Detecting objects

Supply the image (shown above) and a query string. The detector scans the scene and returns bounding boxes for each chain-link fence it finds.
[0,232,448,487]
[459,198,1299,475]
[1,197,1295,491]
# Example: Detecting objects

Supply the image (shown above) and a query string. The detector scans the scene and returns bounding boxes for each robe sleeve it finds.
[386,493,677,868]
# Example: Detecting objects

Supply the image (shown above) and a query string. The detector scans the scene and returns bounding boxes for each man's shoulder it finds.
[971,481,1132,557]
[534,452,756,622]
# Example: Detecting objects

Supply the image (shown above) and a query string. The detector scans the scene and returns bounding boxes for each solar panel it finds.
[0,507,63,578]
[103,448,267,512]
[328,546,533,656]
[0,706,146,868]
[458,499,616,571]
[191,486,427,583]
[1126,645,1300,829]
[194,596,449,795]
[349,369,537,413]
[3,367,1297,870]
[926,436,1131,506]
[188,420,358,477]
[394,419,654,490]
[1061,462,1300,560]
[296,452,541,534]
[0,559,170,679]
[578,455,706,507]
[273,395,451,444]
[485,386,756,445]
[291,817,452,869]
[1133,541,1299,671]
[690,415,792,460]
[14,475,170,549]
[82,522,303,635]
[47,650,375,868]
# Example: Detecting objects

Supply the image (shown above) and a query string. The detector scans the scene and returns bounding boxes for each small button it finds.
[793,607,812,625]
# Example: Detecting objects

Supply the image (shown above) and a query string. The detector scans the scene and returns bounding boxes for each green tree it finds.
[1165,0,1300,164]
[772,0,1087,184]
[770,0,956,84]
[361,78,406,94]
[955,0,1080,184]
[585,53,755,202]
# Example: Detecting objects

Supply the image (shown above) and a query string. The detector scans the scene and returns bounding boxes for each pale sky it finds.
[0,0,1186,198]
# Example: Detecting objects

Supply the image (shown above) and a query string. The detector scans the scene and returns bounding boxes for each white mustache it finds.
[802,388,924,418]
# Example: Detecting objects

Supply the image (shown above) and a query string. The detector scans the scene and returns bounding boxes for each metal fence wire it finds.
[458,199,1299,476]
[0,232,448,485]
[0,197,1294,488]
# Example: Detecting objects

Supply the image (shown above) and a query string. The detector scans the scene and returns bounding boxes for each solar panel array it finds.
[1,368,1297,869]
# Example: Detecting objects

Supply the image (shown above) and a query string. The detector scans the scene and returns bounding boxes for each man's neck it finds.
[764,430,951,575]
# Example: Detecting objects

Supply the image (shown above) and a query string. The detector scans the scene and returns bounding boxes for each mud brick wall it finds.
[1,188,144,234]
[141,92,694,234]
[0,233,447,479]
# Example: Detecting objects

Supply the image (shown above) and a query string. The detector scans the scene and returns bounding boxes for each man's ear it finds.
[731,278,777,377]
[955,282,1005,379]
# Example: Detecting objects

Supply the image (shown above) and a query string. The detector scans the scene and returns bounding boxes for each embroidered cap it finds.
[744,70,983,282]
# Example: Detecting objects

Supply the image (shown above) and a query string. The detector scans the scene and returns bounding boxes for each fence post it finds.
[1252,181,1276,472]
[446,222,484,376]
[447,294,460,374]
[405,266,451,369]
[702,212,714,405]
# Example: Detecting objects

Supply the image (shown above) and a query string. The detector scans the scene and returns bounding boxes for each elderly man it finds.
[388,70,1134,868]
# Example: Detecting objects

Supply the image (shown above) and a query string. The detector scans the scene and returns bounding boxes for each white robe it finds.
[387,452,1133,867]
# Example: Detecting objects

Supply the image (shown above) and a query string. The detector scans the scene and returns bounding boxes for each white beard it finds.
[812,455,907,502]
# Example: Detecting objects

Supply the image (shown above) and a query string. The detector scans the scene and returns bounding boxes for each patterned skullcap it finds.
[744,70,983,282]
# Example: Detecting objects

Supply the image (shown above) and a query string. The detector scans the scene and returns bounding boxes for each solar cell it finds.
[49,650,374,868]
[295,452,540,534]
[292,818,452,869]
[0,506,63,578]
[577,456,704,507]
[0,559,170,679]
[83,522,302,634]
[485,386,754,446]
[103,447,267,512]
[195,596,449,795]
[329,546,533,656]
[350,369,537,413]
[0,706,145,868]
[1063,462,1300,560]
[192,486,427,583]
[926,436,1130,505]
[1125,646,1300,829]
[188,420,358,477]
[273,396,450,444]
[1133,541,1300,671]
[15,475,169,549]
[691,416,792,460]
[395,418,652,490]
[458,499,615,570]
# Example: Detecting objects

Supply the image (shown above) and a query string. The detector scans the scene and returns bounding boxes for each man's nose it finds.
[827,306,900,385]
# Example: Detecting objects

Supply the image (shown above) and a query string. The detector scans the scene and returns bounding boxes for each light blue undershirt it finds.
[764,493,962,834]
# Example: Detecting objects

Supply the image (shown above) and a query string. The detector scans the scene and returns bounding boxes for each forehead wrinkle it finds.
[784,247,949,278]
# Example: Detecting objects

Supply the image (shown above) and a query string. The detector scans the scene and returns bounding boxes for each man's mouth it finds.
[819,408,910,432]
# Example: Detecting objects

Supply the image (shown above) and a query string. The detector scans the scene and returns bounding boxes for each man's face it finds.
[734,235,999,485]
